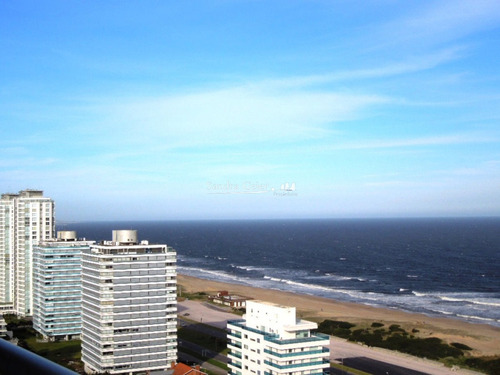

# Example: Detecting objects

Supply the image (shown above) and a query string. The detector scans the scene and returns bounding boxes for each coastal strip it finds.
[178,274,500,357]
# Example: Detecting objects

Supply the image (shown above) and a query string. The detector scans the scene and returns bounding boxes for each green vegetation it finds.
[179,346,228,372]
[317,320,355,339]
[3,314,82,372]
[3,314,32,327]
[177,328,228,374]
[178,326,227,352]
[330,362,371,375]
[25,337,82,370]
[317,319,499,375]
[451,342,473,351]
[463,357,500,375]
[178,287,209,301]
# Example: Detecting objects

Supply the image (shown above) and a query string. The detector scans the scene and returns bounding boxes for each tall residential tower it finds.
[33,231,94,340]
[0,189,55,316]
[81,230,177,375]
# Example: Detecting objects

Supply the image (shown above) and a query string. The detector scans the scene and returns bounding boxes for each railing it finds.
[264,359,330,370]
[0,338,78,375]
[264,347,329,358]
[227,320,279,339]
[265,332,330,345]
[227,331,242,340]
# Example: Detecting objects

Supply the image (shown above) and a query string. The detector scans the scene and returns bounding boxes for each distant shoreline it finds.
[178,274,500,357]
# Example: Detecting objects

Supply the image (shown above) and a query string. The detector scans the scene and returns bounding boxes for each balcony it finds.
[227,331,242,340]
[264,359,330,370]
[227,350,242,359]
[228,360,242,369]
[227,320,278,339]
[227,341,242,350]
[264,347,329,358]
[265,332,330,345]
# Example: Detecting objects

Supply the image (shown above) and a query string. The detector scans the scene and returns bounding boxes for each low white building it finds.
[227,300,330,375]
[209,291,249,308]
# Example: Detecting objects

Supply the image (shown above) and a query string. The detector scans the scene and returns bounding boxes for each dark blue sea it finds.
[60,218,500,327]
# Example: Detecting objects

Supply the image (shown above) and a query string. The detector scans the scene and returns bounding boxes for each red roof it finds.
[172,362,206,375]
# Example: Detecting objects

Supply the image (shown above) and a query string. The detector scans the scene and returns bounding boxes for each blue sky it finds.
[1,1,500,221]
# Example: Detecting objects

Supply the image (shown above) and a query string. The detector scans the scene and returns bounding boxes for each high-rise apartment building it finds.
[227,300,330,375]
[0,189,55,316]
[33,231,94,340]
[81,230,177,375]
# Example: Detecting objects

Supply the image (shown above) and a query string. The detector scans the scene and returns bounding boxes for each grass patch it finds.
[179,290,209,301]
[24,337,82,372]
[3,314,83,372]
[26,337,82,361]
[330,362,371,375]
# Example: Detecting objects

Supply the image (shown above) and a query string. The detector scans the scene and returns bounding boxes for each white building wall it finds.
[246,300,296,338]
[81,233,177,375]
[0,190,55,316]
[0,197,15,304]
[227,300,330,375]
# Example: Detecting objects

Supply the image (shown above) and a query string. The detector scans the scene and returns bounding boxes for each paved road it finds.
[179,300,238,330]
[342,357,429,375]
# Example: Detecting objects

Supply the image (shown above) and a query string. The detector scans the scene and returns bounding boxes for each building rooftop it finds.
[248,299,292,309]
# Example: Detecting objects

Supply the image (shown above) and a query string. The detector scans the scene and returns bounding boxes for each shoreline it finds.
[178,274,500,357]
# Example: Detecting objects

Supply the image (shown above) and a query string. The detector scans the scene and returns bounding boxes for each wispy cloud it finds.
[328,132,499,151]
[375,0,500,48]
[261,47,464,88]
[89,84,389,149]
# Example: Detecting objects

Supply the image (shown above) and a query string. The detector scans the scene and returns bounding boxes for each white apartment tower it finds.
[227,300,330,375]
[33,231,94,340]
[0,189,55,316]
[81,230,177,375]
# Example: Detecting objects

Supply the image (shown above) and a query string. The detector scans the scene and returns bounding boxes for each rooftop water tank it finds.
[112,230,138,244]
[57,231,77,241]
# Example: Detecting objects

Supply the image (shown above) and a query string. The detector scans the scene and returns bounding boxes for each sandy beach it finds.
[178,274,500,358]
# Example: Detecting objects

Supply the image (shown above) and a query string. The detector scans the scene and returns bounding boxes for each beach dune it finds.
[178,274,500,357]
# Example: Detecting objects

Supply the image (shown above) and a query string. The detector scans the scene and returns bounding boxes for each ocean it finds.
[61,218,500,327]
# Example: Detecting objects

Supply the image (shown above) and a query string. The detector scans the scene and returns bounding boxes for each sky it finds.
[1,0,500,221]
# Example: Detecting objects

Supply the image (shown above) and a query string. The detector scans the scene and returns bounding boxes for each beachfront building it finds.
[227,300,330,375]
[0,189,55,316]
[209,291,251,309]
[33,231,94,340]
[81,230,177,375]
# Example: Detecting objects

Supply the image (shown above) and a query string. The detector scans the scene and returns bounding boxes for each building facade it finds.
[81,230,177,375]
[227,300,330,375]
[33,231,94,340]
[209,291,250,308]
[0,189,55,316]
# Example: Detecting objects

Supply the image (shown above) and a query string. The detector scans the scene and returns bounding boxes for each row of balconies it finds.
[264,332,330,346]
[264,347,330,358]
[264,359,330,370]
